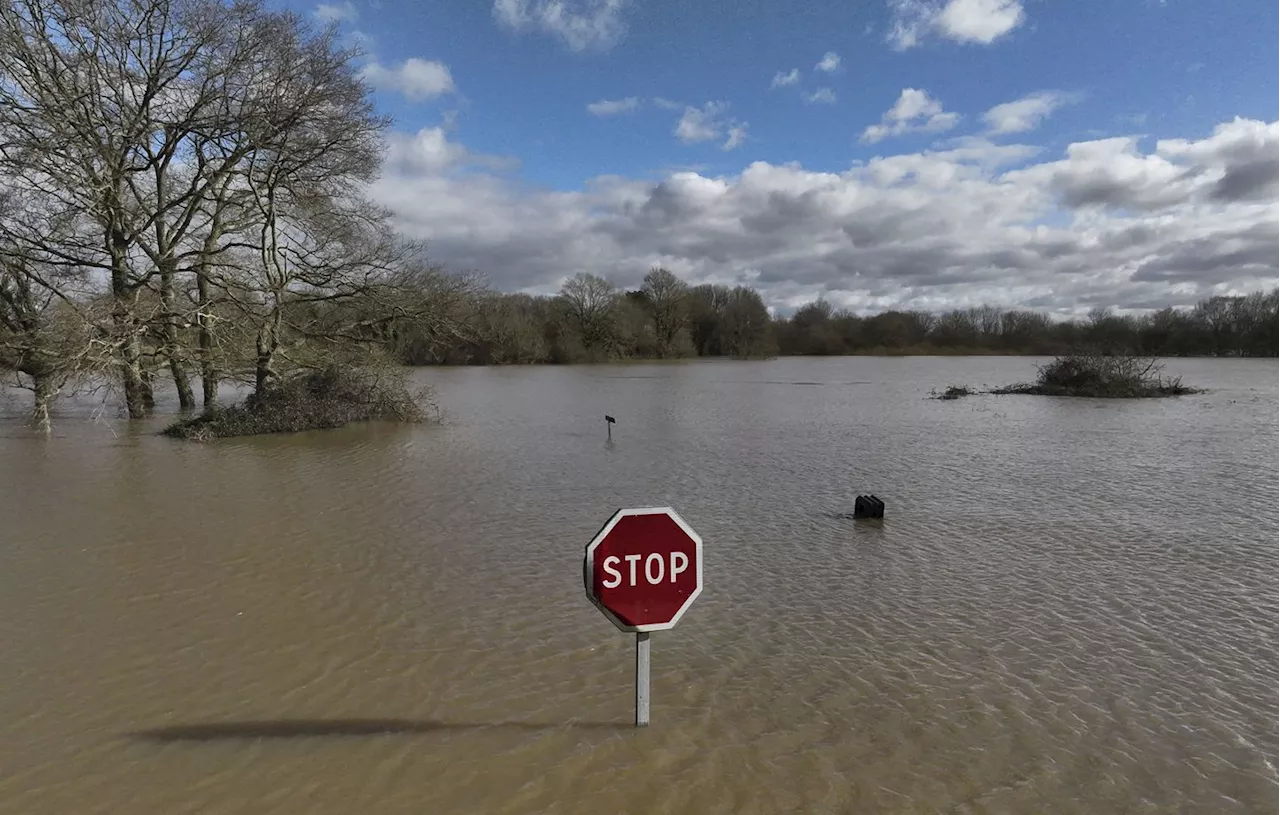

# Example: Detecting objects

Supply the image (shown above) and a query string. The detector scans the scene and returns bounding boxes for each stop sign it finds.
[583,506,703,633]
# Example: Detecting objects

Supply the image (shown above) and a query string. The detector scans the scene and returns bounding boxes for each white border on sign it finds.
[583,506,704,633]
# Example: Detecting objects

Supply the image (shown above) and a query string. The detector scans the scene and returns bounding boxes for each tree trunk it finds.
[197,270,217,407]
[108,208,147,418]
[254,353,271,395]
[169,355,194,409]
[31,374,53,436]
[195,221,224,408]
[200,351,217,406]
[113,300,147,418]
[140,363,156,411]
[161,269,195,409]
[254,316,279,397]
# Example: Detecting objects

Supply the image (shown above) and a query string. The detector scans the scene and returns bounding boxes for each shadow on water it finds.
[128,719,629,742]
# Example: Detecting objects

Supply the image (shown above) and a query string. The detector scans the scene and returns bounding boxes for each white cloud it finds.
[314,1,357,23]
[804,88,837,105]
[886,0,934,49]
[652,97,683,110]
[938,0,1024,42]
[815,51,841,72]
[983,91,1076,135]
[675,103,725,144]
[588,97,641,116]
[1155,116,1280,203]
[493,0,630,52]
[361,58,454,101]
[888,0,1024,50]
[674,102,749,150]
[861,88,960,143]
[770,68,800,88]
[723,124,749,150]
[383,128,518,175]
[367,118,1279,315]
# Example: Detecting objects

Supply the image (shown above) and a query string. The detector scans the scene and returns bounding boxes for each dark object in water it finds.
[853,495,884,519]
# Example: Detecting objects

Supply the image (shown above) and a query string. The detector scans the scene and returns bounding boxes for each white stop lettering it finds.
[644,553,664,583]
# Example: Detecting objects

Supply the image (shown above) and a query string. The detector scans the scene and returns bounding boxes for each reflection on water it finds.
[0,356,1276,814]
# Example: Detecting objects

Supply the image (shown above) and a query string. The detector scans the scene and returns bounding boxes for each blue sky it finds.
[275,0,1279,314]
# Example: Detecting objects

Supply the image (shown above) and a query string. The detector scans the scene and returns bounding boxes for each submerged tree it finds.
[0,255,105,432]
[0,189,115,431]
[0,0,466,431]
[0,0,234,416]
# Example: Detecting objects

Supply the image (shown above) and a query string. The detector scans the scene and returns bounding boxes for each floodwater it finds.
[0,356,1276,815]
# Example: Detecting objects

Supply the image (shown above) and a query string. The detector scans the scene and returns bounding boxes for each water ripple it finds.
[0,357,1275,814]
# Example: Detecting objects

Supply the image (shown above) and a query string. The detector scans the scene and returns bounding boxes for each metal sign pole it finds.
[635,632,651,727]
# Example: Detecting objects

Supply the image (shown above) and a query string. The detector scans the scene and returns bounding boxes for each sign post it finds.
[583,506,703,728]
[635,631,651,726]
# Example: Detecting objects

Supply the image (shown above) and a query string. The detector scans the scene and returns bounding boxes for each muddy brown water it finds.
[0,357,1276,814]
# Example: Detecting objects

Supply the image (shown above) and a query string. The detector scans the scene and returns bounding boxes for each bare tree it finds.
[720,286,775,358]
[686,283,731,355]
[0,0,233,416]
[470,292,549,364]
[0,0,407,417]
[559,272,619,354]
[641,267,688,357]
[0,245,109,432]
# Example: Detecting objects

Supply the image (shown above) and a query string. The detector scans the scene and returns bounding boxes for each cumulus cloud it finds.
[888,0,1025,50]
[588,97,641,116]
[361,58,454,101]
[1022,137,1197,211]
[861,88,959,143]
[770,68,801,88]
[804,88,838,104]
[815,51,842,72]
[983,91,1077,135]
[493,0,630,52]
[314,1,356,23]
[1157,116,1280,202]
[366,117,1279,315]
[675,102,749,150]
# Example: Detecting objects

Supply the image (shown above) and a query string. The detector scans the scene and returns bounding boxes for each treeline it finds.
[396,270,777,364]
[773,289,1279,359]
[391,271,1279,365]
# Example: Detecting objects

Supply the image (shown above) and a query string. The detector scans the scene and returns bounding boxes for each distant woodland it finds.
[0,0,1275,432]
[399,274,1279,365]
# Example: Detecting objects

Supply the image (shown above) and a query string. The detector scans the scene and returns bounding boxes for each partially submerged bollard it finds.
[853,495,885,519]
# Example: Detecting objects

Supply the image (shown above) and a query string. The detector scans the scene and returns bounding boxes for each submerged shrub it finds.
[992,353,1199,398]
[930,385,975,400]
[163,366,432,440]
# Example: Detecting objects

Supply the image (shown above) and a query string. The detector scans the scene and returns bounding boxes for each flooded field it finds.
[1,356,1275,814]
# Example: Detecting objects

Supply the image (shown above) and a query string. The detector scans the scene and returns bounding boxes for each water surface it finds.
[1,356,1275,814]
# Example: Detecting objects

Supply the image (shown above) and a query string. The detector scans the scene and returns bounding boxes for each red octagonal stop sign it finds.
[583,507,703,633]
